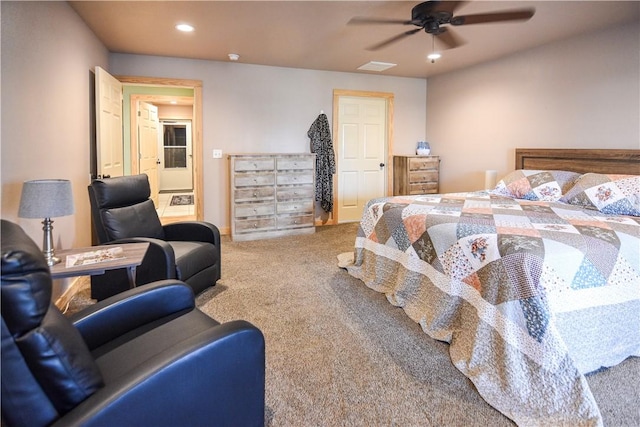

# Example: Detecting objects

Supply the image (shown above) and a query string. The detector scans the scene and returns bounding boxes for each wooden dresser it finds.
[393,155,440,195]
[229,153,316,241]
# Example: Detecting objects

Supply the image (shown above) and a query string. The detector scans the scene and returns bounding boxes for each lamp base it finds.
[41,217,61,267]
[45,255,61,267]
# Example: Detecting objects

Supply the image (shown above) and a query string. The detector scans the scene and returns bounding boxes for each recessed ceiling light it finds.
[228,53,240,61]
[175,23,194,32]
[357,61,397,72]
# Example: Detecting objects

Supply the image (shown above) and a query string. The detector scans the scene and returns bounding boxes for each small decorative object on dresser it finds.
[229,153,316,241]
[393,155,440,195]
[416,141,431,155]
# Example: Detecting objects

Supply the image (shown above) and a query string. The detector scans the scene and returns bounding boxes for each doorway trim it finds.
[331,89,395,224]
[116,76,204,220]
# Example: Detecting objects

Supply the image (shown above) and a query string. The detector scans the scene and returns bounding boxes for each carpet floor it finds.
[68,223,640,426]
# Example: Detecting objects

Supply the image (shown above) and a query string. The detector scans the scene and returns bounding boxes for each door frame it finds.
[117,76,204,221]
[331,89,395,224]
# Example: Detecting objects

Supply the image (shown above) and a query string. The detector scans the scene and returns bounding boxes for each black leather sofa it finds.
[88,174,221,300]
[1,220,265,427]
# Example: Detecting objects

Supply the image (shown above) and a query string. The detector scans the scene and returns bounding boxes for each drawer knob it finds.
[253,223,258,228]
[294,220,299,224]
[253,208,257,212]
[253,192,258,197]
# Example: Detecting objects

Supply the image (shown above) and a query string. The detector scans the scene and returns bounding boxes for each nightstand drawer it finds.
[409,182,438,194]
[409,158,439,171]
[409,171,438,183]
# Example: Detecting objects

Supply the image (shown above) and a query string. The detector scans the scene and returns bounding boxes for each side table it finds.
[50,242,149,289]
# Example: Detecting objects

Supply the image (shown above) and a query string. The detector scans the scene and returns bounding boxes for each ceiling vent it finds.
[357,61,397,72]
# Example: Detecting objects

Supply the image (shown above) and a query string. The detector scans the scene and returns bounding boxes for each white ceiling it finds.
[69,1,640,79]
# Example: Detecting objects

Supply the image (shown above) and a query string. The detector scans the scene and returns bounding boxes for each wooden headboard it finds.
[515,149,640,175]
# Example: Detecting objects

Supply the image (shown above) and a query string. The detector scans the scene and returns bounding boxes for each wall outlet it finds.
[212,149,223,159]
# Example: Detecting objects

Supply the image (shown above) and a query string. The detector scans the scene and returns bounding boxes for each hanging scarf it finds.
[308,113,336,213]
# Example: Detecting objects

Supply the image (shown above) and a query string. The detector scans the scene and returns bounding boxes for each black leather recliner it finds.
[1,220,265,427]
[88,174,221,300]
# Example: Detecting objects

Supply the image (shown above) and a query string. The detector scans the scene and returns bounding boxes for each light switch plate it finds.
[213,149,222,159]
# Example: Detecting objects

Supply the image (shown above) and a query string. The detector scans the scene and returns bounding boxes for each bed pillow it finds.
[560,173,640,216]
[492,170,581,201]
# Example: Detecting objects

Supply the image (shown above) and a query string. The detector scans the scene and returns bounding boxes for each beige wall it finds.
[426,21,640,193]
[109,55,428,228]
[1,1,109,247]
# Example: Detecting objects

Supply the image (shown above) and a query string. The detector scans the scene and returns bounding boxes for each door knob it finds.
[379,163,385,168]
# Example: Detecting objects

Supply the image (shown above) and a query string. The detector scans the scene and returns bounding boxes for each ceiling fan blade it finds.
[451,9,535,26]
[348,17,412,26]
[436,27,465,49]
[367,28,422,51]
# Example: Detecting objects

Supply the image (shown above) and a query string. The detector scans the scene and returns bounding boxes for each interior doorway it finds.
[332,89,394,224]
[159,120,193,192]
[117,76,203,222]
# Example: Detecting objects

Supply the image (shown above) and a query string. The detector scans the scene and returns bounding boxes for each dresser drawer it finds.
[277,200,314,214]
[409,182,438,194]
[234,218,276,233]
[409,158,439,171]
[277,158,314,171]
[409,171,438,183]
[234,158,275,172]
[234,172,275,187]
[276,172,314,186]
[277,185,314,201]
[235,202,275,218]
[277,214,315,229]
[234,187,275,202]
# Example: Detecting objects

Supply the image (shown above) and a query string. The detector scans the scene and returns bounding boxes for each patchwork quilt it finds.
[344,192,640,426]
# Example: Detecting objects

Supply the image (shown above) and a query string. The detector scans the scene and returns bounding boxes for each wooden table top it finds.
[49,242,149,279]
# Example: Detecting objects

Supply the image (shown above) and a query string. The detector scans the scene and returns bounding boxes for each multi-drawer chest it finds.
[393,155,440,195]
[229,153,316,241]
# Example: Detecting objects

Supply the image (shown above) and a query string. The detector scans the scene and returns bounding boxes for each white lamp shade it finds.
[485,170,498,190]
[18,180,74,219]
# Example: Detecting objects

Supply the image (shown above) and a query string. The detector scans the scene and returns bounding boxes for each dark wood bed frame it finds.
[515,149,640,175]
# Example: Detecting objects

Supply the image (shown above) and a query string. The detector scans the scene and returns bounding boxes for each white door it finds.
[95,66,123,178]
[138,101,160,207]
[337,96,388,222]
[159,121,193,191]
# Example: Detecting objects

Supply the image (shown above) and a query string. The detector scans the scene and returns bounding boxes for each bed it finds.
[341,149,640,426]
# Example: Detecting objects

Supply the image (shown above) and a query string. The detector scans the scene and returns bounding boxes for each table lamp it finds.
[18,179,74,266]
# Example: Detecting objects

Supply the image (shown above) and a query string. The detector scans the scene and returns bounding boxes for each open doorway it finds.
[117,76,203,223]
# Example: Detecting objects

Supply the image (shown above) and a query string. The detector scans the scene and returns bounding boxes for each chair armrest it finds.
[163,221,221,246]
[53,321,266,427]
[70,280,195,350]
[105,237,177,284]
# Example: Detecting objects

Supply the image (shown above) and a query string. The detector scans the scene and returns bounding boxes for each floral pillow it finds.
[492,170,581,201]
[560,173,640,216]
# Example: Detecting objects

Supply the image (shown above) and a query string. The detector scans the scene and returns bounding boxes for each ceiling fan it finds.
[349,1,535,51]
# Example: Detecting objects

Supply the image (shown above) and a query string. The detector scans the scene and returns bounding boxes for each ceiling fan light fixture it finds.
[357,61,397,72]
[427,52,441,63]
